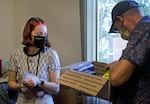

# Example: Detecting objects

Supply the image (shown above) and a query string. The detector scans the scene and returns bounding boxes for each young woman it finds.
[8,17,61,104]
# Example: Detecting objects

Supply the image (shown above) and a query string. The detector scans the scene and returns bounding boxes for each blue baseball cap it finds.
[109,1,139,33]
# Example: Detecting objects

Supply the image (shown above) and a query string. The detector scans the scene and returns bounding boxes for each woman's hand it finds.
[23,78,35,89]
[23,73,40,88]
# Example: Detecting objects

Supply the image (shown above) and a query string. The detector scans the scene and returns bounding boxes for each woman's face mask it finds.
[34,36,47,48]
[31,24,48,49]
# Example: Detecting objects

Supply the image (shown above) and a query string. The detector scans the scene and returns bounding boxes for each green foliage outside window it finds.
[97,0,150,63]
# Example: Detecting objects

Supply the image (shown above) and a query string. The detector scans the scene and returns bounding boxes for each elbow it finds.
[109,79,121,87]
[109,74,124,87]
[8,81,13,89]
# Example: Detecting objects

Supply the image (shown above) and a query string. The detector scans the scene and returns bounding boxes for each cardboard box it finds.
[58,61,113,101]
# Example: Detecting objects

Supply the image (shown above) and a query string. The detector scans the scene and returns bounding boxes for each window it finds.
[81,0,150,64]
[96,0,127,63]
[80,0,150,103]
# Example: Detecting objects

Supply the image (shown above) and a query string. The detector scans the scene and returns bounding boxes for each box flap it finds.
[58,70,107,96]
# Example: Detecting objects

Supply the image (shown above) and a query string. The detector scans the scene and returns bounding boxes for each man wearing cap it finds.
[106,0,150,104]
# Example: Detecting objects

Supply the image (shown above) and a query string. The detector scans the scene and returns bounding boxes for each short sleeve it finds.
[121,21,150,66]
[9,49,18,72]
[47,49,61,71]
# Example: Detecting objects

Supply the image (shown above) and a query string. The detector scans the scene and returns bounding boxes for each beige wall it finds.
[0,0,13,62]
[0,0,82,66]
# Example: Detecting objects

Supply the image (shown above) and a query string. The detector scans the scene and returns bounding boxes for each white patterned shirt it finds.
[9,46,60,104]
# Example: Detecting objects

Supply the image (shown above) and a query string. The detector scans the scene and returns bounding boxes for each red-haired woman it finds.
[8,17,61,104]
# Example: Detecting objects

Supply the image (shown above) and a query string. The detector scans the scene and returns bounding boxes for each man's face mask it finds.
[115,19,131,40]
[34,36,47,48]
[119,27,131,40]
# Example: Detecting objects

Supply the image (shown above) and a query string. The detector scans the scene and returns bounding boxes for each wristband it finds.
[41,80,45,86]
[38,79,45,87]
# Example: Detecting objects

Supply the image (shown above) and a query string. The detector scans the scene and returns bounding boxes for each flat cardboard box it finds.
[58,61,113,101]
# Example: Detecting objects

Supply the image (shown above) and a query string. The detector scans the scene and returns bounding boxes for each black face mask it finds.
[34,36,47,49]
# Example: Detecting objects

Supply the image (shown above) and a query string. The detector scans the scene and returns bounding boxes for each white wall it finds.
[0,0,82,66]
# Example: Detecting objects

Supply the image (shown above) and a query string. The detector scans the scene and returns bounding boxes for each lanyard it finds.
[27,53,41,76]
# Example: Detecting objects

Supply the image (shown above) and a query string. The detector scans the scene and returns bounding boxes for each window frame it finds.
[80,0,97,61]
